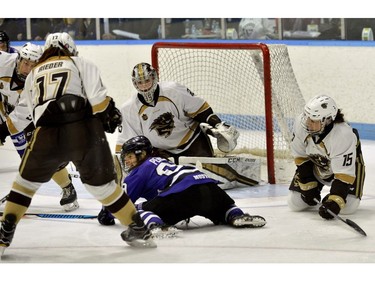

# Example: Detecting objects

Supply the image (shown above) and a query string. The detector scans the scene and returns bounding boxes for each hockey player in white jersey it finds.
[0,40,79,212]
[287,95,365,220]
[117,62,240,159]
[0,33,155,256]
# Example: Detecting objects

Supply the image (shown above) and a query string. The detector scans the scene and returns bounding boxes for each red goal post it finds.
[151,42,305,184]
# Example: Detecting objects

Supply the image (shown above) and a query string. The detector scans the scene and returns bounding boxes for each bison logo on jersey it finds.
[149,112,175,137]
[309,153,330,171]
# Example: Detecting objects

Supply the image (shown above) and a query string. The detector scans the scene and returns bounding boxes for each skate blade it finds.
[0,246,6,258]
[126,239,157,248]
[233,217,267,228]
[62,200,80,212]
[151,227,183,239]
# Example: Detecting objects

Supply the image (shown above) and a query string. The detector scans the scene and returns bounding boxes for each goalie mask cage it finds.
[151,42,305,184]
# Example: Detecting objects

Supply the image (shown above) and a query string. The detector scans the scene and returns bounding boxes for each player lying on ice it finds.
[97,135,266,237]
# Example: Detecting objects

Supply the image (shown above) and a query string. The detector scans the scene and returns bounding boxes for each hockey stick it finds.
[313,198,367,236]
[0,211,97,220]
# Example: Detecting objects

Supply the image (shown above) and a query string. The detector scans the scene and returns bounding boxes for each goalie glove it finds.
[200,122,239,153]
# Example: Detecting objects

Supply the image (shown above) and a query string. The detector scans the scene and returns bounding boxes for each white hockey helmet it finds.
[44,32,78,56]
[301,95,338,135]
[16,42,43,81]
[19,42,43,62]
[131,62,159,104]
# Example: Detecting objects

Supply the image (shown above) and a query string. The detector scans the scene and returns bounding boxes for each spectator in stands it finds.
[31,18,65,41]
[61,18,83,39]
[110,18,160,39]
[0,18,26,41]
[238,18,277,39]
[79,18,96,40]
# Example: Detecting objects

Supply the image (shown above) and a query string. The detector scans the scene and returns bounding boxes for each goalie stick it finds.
[0,211,97,220]
[313,198,367,236]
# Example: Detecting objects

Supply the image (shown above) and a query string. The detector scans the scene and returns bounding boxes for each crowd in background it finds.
[1,18,374,41]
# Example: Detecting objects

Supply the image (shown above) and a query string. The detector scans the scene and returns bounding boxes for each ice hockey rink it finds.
[1,134,375,279]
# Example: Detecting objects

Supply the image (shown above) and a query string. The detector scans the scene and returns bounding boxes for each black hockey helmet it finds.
[121,135,153,163]
[0,31,10,51]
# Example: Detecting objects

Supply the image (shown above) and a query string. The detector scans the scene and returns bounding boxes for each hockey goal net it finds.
[151,42,305,184]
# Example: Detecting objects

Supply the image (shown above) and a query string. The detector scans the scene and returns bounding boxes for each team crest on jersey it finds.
[149,112,175,137]
[142,114,148,121]
[310,154,330,170]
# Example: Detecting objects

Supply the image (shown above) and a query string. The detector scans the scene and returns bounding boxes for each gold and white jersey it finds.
[117,81,210,154]
[291,113,357,184]
[22,56,110,126]
[0,51,21,125]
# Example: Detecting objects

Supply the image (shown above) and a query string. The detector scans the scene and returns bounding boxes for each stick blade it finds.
[346,219,367,236]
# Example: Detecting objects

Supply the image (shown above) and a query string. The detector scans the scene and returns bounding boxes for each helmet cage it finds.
[16,43,43,82]
[301,95,338,135]
[131,63,158,104]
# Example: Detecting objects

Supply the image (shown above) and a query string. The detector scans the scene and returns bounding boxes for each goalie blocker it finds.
[178,156,260,189]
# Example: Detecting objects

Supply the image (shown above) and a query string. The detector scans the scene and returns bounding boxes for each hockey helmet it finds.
[301,95,338,135]
[44,32,78,56]
[131,62,159,104]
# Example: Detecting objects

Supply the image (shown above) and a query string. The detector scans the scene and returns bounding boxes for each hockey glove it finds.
[0,122,10,145]
[319,193,346,220]
[97,206,115,226]
[319,199,341,220]
[200,122,239,153]
[300,187,321,206]
[97,98,122,133]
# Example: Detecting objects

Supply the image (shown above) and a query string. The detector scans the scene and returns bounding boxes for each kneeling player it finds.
[287,95,365,219]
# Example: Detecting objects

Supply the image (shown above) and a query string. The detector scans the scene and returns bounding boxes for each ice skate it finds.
[0,214,17,258]
[150,224,182,239]
[121,213,156,248]
[230,213,266,228]
[60,183,79,212]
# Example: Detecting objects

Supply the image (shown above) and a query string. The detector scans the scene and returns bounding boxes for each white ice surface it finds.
[1,139,374,279]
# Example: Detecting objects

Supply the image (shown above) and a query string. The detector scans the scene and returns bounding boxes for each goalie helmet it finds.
[131,62,159,104]
[121,135,153,171]
[16,42,43,82]
[44,32,78,56]
[301,95,338,135]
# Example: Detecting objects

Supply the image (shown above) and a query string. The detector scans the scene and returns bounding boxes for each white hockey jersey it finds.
[0,51,22,126]
[117,81,210,154]
[22,56,110,126]
[291,113,357,185]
